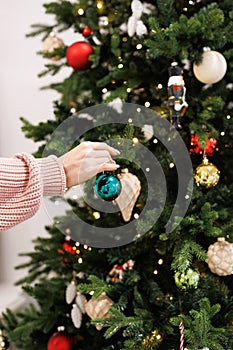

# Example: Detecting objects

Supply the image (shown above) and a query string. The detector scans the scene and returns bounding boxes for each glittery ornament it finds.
[94,173,122,201]
[194,156,220,188]
[0,330,9,350]
[174,268,200,291]
[207,237,233,276]
[85,294,114,330]
[42,33,64,61]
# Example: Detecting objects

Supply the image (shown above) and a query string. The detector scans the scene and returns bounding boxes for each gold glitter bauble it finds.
[207,237,233,276]
[0,330,9,350]
[194,156,220,188]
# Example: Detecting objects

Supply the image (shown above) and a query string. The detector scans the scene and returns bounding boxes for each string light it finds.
[70,107,76,114]
[157,83,163,89]
[169,162,175,168]
[118,63,124,69]
[137,108,141,112]
[220,131,225,136]
[153,269,158,275]
[93,211,101,219]
[158,259,163,265]
[134,213,140,219]
[127,87,132,93]
[226,115,231,119]
[78,258,83,264]
[153,138,158,144]
[102,88,108,93]
[77,8,84,15]
[128,118,133,123]
[145,101,150,107]
[122,37,128,42]
[136,43,143,50]
[146,168,150,172]
[133,137,139,144]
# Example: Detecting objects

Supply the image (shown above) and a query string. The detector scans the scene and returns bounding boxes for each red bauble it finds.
[82,26,92,38]
[47,330,76,350]
[66,41,94,70]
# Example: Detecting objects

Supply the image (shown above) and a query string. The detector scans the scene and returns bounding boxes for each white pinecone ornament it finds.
[66,281,77,304]
[207,237,233,276]
[75,292,87,314]
[71,304,82,329]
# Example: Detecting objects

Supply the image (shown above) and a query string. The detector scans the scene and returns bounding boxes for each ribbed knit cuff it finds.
[37,156,67,196]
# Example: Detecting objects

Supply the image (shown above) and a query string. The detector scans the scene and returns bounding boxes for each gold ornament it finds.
[85,293,114,330]
[0,330,9,350]
[42,33,64,61]
[194,156,220,188]
[206,237,233,276]
[116,170,141,222]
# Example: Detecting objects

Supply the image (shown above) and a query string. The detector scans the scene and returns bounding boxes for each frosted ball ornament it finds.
[193,50,227,84]
[207,237,233,276]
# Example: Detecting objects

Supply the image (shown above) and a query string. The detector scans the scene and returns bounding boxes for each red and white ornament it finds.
[66,41,94,70]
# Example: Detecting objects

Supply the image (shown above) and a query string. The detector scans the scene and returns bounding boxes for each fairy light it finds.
[78,258,83,264]
[127,87,132,93]
[134,213,140,219]
[185,194,190,200]
[90,291,95,295]
[146,168,150,172]
[153,269,158,275]
[118,63,124,69]
[88,247,92,251]
[153,138,158,144]
[75,242,80,247]
[183,7,188,11]
[136,43,142,50]
[72,194,78,200]
[158,259,163,265]
[70,107,76,114]
[102,88,108,94]
[220,131,225,136]
[122,37,128,42]
[137,107,141,112]
[169,162,175,168]
[128,118,133,123]
[133,137,139,144]
[157,83,163,89]
[145,101,151,107]
[84,244,88,249]
[93,211,101,219]
[226,115,231,119]
[78,8,84,15]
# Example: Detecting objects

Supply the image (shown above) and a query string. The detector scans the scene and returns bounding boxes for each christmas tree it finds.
[1,0,233,349]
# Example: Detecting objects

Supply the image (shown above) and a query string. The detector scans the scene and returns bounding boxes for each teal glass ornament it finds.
[94,173,122,201]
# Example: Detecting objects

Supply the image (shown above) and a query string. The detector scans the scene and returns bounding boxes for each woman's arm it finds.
[0,153,66,231]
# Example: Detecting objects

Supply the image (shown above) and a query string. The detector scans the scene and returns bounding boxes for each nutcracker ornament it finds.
[109,259,135,282]
[168,62,188,130]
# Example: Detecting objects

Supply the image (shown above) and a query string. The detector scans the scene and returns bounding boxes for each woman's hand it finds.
[61,141,120,188]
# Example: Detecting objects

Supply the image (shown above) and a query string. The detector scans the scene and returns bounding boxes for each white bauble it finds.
[193,50,227,84]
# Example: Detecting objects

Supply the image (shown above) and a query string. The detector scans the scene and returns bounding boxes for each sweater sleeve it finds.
[0,153,66,231]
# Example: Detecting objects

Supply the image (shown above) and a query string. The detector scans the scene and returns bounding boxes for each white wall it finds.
[0,1,62,295]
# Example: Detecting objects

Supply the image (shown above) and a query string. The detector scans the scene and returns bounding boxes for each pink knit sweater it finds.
[0,153,66,231]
